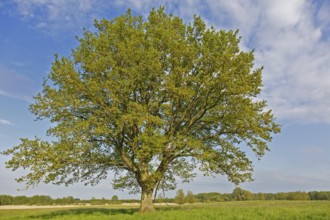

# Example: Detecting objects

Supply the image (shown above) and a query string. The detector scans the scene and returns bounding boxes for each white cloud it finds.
[249,1,330,123]
[167,0,330,124]
[0,118,14,126]
[263,0,305,28]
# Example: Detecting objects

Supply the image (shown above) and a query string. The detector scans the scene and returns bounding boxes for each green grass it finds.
[1,201,329,220]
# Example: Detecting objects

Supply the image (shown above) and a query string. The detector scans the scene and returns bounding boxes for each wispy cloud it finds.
[0,118,14,126]
[244,169,330,192]
[0,65,35,101]
[299,146,325,155]
[7,0,112,35]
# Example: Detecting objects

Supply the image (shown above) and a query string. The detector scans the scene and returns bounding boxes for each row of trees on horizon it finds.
[1,188,330,205]
[178,188,330,203]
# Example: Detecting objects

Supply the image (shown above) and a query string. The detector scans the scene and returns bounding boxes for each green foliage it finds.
[175,189,185,204]
[0,195,13,206]
[111,195,119,201]
[232,187,253,201]
[29,195,53,205]
[253,192,265,200]
[0,195,75,206]
[193,189,323,202]
[285,192,309,200]
[195,192,223,202]
[154,194,174,203]
[309,191,330,200]
[54,196,77,205]
[155,194,165,203]
[185,191,195,204]
[2,7,280,211]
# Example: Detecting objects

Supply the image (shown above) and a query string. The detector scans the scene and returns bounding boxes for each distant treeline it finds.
[192,188,330,202]
[1,188,330,205]
[0,195,138,206]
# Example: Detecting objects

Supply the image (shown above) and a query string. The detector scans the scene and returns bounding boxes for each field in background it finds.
[1,201,330,220]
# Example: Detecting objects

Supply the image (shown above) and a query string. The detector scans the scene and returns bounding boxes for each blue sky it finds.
[0,0,330,200]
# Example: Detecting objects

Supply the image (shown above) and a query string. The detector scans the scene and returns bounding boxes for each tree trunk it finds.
[140,189,155,213]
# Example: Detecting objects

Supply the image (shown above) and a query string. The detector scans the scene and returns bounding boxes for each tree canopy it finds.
[3,7,280,212]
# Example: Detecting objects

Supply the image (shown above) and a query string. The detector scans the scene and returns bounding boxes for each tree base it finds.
[140,191,155,213]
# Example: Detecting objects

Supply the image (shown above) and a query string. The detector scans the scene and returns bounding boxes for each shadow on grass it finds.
[156,206,183,212]
[28,208,138,219]
[27,205,186,219]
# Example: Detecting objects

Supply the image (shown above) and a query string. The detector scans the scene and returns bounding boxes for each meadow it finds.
[1,201,329,220]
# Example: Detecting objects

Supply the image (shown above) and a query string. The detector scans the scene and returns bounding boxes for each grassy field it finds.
[0,201,329,220]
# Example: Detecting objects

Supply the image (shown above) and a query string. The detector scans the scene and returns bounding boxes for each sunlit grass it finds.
[1,201,329,220]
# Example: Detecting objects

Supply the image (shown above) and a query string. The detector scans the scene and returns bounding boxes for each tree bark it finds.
[140,189,155,213]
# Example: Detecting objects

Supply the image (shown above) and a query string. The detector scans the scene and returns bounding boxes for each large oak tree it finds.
[3,8,280,212]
